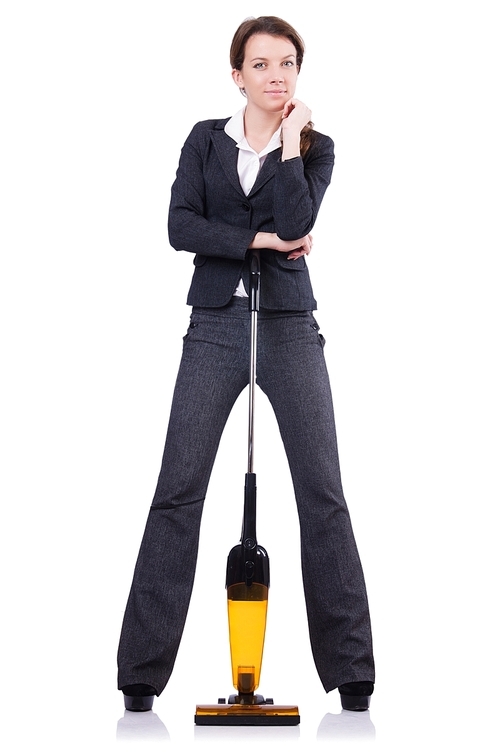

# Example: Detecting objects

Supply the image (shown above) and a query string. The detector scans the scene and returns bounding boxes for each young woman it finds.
[118,16,375,714]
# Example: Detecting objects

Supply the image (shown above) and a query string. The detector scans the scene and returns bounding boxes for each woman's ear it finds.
[232,68,243,88]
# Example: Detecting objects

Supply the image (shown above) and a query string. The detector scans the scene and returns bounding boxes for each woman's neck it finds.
[243,104,282,154]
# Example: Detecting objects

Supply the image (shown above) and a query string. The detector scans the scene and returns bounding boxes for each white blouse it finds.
[224,108,282,297]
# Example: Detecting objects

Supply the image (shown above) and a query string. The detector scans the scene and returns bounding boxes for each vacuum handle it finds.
[249,250,260,313]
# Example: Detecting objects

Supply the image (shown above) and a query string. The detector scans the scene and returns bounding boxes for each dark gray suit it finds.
[168,118,334,309]
[117,119,375,697]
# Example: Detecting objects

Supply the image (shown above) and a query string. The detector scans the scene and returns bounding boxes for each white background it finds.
[1,1,499,753]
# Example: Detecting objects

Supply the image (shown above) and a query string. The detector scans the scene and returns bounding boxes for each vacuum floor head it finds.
[195,695,300,726]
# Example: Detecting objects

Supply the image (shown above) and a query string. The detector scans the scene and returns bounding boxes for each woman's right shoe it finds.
[338,681,374,711]
[122,684,156,712]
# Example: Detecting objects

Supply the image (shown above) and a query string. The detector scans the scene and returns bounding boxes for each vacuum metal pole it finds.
[248,251,260,475]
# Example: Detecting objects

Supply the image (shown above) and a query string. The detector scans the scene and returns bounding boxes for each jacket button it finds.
[241,204,250,211]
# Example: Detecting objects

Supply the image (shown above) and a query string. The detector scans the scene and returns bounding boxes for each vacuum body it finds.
[226,472,269,699]
[227,582,268,695]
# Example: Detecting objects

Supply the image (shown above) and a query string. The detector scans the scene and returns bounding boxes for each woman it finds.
[118,16,375,714]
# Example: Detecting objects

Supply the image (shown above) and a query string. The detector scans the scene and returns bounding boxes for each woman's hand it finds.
[281,98,312,161]
[280,233,313,260]
[250,232,313,259]
[281,98,312,132]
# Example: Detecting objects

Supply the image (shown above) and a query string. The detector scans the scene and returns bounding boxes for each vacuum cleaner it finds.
[194,252,300,726]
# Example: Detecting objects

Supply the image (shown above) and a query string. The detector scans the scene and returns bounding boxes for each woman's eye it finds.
[282,60,294,67]
[254,62,266,69]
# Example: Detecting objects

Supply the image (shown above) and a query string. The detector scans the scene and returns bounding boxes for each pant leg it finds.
[257,310,375,692]
[117,302,250,694]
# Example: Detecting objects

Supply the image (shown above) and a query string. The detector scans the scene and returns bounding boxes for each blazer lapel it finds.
[210,129,282,198]
[210,130,245,197]
[248,147,281,197]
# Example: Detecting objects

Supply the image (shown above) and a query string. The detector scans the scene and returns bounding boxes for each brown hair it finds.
[230,16,314,156]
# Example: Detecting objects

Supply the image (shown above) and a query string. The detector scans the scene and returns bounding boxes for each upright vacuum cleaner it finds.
[195,252,300,726]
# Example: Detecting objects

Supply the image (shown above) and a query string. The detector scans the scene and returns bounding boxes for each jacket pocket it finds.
[274,254,306,270]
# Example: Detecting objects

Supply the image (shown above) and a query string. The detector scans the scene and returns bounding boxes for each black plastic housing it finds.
[225,473,270,589]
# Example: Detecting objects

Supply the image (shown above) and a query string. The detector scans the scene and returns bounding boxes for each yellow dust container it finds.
[227,582,268,693]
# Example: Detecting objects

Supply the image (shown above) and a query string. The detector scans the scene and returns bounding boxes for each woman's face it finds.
[232,34,299,114]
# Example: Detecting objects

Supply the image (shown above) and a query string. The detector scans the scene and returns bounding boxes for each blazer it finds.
[168,118,335,310]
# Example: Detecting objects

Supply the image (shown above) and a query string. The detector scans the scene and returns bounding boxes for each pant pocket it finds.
[310,316,326,348]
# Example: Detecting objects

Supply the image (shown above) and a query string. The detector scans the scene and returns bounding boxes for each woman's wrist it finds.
[249,232,277,249]
[281,127,301,161]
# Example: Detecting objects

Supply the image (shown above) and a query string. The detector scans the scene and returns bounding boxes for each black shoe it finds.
[338,681,374,711]
[122,684,156,712]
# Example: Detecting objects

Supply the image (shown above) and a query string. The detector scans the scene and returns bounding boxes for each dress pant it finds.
[117,298,375,694]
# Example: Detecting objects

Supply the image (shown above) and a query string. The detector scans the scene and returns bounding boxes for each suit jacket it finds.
[168,118,334,310]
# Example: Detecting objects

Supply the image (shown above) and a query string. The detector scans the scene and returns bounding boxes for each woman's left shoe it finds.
[122,684,156,712]
[338,681,374,711]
